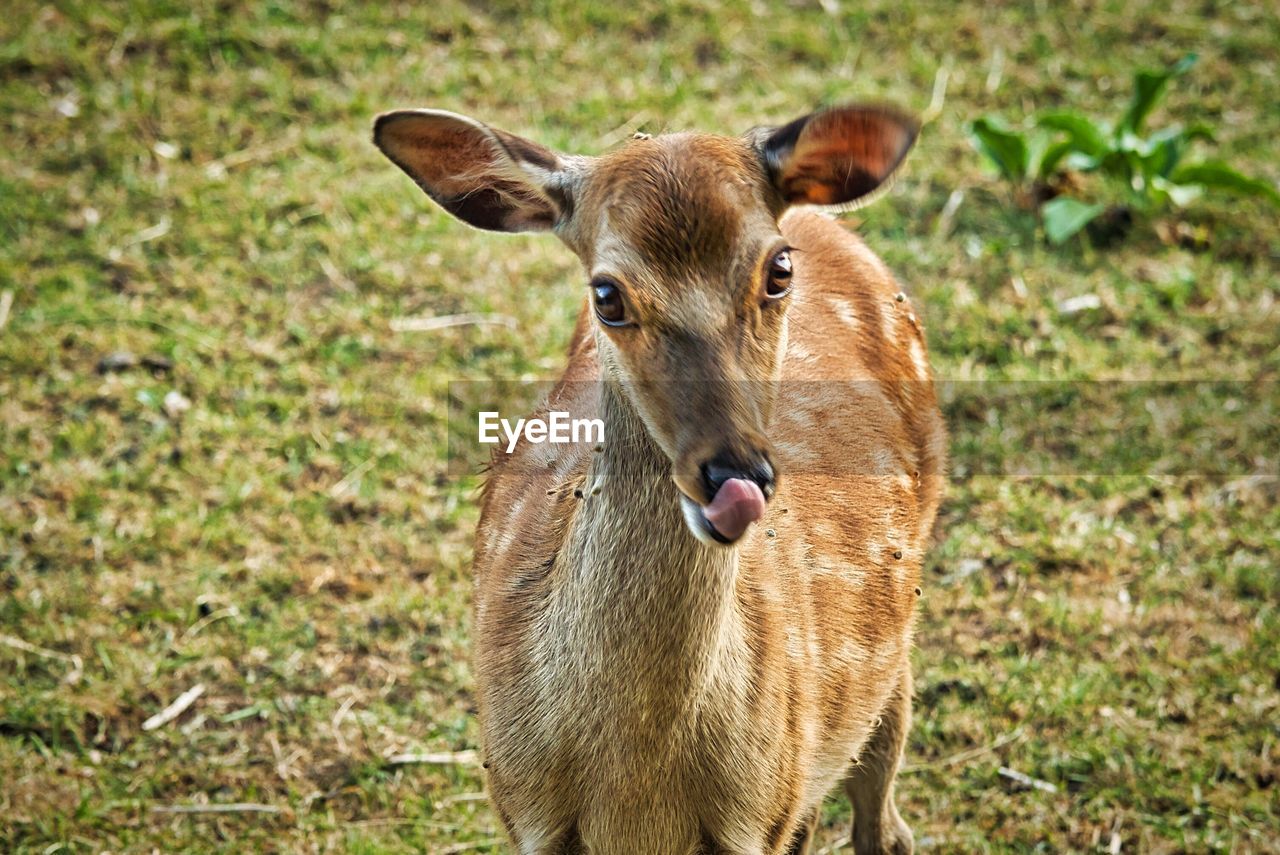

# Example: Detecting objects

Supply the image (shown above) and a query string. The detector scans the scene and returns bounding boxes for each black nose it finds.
[701,454,775,502]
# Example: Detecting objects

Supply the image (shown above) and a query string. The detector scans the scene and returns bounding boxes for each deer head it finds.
[374,105,917,545]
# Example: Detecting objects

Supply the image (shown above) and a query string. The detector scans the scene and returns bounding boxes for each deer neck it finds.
[554,378,738,702]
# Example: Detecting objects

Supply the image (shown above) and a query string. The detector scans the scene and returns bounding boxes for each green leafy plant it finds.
[967,116,1075,189]
[1041,198,1106,246]
[968,53,1280,244]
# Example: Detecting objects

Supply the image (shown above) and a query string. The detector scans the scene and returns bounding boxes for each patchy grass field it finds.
[2,1,1278,852]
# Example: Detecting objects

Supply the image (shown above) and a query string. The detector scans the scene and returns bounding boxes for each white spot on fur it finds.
[836,637,867,667]
[879,300,898,339]
[830,298,858,330]
[870,448,900,476]
[866,540,883,565]
[908,336,929,380]
[492,528,516,559]
[838,562,868,588]
[788,339,816,363]
[784,626,804,659]
[812,521,842,547]
[775,440,818,466]
[785,407,814,429]
[507,494,529,528]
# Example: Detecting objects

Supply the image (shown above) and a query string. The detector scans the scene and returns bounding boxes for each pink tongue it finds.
[703,478,767,541]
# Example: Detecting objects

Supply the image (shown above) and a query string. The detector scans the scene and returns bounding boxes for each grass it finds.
[1,0,1277,852]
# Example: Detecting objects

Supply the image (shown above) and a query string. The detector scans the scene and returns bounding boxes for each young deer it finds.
[374,104,945,854]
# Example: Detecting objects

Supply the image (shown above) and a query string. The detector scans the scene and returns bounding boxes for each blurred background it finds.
[1,1,1277,852]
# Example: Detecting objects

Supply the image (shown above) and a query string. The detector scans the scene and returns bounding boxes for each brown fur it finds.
[474,213,943,853]
[375,107,944,855]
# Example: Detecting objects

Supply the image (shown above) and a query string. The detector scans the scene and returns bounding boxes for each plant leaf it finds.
[1115,130,1151,155]
[967,117,1029,182]
[1119,53,1197,136]
[1170,161,1280,206]
[1146,123,1214,147]
[1142,141,1180,179]
[1025,132,1049,180]
[1042,197,1106,244]
[1037,140,1078,181]
[1140,124,1216,178]
[1065,151,1100,172]
[1138,128,1182,179]
[1095,150,1137,186]
[1037,111,1109,157]
[1180,123,1217,145]
[1151,176,1203,208]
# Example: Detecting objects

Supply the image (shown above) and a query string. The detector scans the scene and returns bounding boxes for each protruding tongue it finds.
[703,478,767,542]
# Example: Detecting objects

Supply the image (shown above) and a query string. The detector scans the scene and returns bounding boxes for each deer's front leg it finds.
[784,808,820,855]
[843,671,913,855]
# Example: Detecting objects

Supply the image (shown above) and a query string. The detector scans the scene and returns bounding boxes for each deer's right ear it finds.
[373,110,576,233]
[753,105,918,212]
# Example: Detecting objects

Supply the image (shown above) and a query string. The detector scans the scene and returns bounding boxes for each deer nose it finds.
[701,454,776,504]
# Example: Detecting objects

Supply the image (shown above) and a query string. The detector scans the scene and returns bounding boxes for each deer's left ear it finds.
[374,109,578,233]
[753,105,918,211]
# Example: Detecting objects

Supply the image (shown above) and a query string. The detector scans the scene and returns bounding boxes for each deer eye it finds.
[765,248,793,298]
[592,277,628,326]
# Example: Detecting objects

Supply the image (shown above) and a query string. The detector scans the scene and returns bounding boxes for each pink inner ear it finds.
[374,111,564,233]
[377,115,507,199]
[776,107,918,207]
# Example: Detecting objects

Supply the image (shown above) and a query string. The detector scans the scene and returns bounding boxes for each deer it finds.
[373,102,946,855]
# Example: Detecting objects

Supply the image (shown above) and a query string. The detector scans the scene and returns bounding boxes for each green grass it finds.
[1,0,1277,852]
